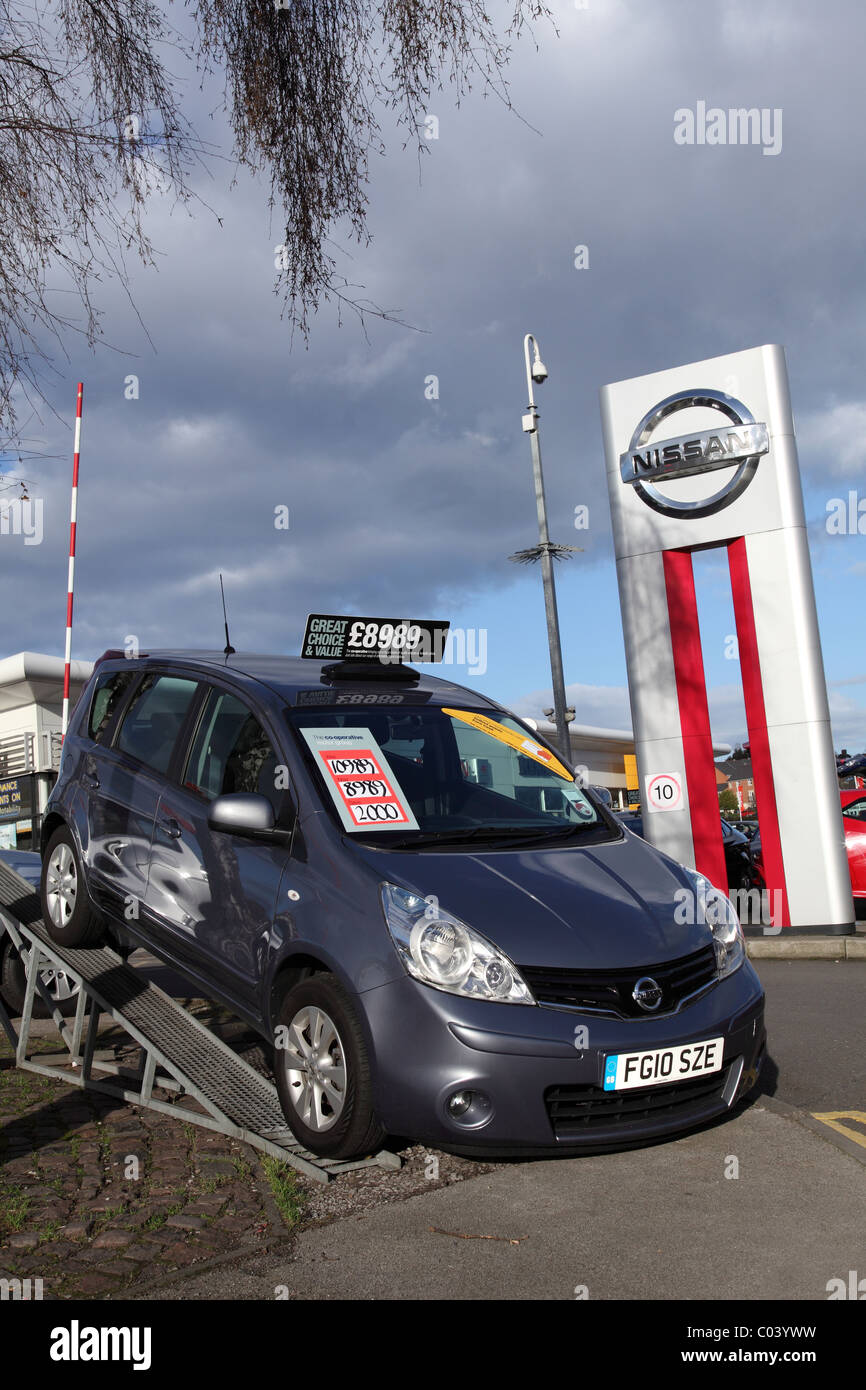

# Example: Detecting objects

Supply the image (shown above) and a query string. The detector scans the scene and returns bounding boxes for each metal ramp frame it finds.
[0,862,400,1184]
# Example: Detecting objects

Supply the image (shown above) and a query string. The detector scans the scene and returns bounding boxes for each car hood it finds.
[355,829,714,969]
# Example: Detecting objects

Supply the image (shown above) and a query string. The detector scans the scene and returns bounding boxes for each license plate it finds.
[603,1036,725,1091]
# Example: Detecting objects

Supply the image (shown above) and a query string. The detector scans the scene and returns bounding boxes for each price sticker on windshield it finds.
[300,728,419,833]
[442,708,574,782]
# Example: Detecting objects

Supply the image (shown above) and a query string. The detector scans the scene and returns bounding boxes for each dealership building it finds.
[0,652,93,850]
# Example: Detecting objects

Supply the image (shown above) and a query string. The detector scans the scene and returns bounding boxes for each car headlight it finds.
[380,883,535,1004]
[683,867,745,979]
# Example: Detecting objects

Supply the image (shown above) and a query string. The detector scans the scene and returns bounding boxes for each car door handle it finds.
[82,772,99,789]
[157,816,182,839]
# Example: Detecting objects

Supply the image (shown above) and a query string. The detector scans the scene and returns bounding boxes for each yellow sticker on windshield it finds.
[443,708,574,782]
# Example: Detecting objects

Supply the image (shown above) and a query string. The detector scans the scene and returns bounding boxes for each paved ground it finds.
[0,1022,288,1299]
[751,959,866,1115]
[127,1098,866,1301]
[0,1016,492,1300]
[1,959,863,1301]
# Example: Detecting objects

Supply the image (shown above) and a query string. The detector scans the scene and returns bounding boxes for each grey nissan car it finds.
[40,648,766,1159]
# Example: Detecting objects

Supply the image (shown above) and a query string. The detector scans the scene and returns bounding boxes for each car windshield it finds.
[288,703,615,849]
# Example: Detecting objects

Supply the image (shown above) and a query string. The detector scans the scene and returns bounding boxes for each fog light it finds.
[448,1090,473,1117]
[444,1088,493,1129]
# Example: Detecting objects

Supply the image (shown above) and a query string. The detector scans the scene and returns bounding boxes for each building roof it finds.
[717,756,754,781]
[537,719,732,759]
[0,652,94,714]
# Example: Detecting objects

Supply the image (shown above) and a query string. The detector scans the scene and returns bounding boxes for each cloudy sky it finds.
[3,0,866,750]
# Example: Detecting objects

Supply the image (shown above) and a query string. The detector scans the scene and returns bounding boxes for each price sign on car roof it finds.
[302,614,450,664]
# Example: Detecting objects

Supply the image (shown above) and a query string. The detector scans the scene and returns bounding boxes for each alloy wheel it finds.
[45,842,77,929]
[19,946,80,1004]
[283,1005,347,1132]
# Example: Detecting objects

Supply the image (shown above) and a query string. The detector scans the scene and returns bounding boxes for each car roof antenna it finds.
[219,573,236,657]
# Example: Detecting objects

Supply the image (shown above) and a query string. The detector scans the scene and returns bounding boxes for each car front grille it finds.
[545,1064,732,1139]
[519,944,717,1019]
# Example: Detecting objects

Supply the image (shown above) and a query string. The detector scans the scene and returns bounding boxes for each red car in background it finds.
[750,791,866,918]
[840,790,866,917]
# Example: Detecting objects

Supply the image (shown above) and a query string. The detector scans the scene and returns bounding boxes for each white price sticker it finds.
[300,728,419,833]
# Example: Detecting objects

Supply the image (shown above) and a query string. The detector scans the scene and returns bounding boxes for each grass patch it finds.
[91,1205,124,1229]
[0,1184,31,1232]
[261,1157,307,1229]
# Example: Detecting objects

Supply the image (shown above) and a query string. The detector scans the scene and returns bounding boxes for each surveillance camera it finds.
[531,360,548,384]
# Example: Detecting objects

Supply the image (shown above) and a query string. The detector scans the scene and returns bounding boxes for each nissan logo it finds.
[632,976,663,1012]
[619,388,769,518]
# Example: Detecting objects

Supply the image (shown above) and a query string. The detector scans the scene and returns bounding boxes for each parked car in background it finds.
[840,791,866,917]
[725,818,759,842]
[617,812,753,893]
[0,849,82,1017]
[749,793,866,919]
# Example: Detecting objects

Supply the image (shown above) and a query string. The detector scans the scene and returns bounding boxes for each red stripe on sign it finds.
[728,537,790,928]
[662,549,728,892]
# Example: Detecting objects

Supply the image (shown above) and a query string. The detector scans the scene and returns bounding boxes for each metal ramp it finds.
[0,861,400,1184]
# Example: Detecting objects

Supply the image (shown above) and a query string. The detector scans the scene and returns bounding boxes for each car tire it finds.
[0,937,81,1018]
[40,826,104,948]
[274,973,386,1160]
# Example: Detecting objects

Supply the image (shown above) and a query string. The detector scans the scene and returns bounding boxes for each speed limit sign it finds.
[645,772,683,812]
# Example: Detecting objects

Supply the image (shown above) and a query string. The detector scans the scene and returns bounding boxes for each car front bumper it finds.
[359,960,766,1154]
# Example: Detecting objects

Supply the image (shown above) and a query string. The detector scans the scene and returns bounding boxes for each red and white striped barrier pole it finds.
[61,382,84,739]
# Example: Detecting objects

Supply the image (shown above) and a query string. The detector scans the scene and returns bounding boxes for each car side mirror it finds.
[208,792,276,838]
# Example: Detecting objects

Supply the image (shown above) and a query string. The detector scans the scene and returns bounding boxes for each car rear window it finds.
[87,669,137,743]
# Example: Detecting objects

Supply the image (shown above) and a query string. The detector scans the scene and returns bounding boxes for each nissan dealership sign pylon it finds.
[601,344,854,934]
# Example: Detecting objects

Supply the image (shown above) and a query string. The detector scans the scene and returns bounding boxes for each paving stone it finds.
[184,1198,225,1215]
[212,1216,254,1233]
[69,1247,122,1266]
[94,1260,136,1277]
[190,1228,231,1249]
[76,1273,119,1295]
[120,1245,155,1263]
[7,1232,38,1249]
[197,1158,236,1177]
[37,1241,76,1259]
[162,1243,200,1267]
[92,1228,133,1249]
[61,1221,92,1239]
[165,1214,204,1231]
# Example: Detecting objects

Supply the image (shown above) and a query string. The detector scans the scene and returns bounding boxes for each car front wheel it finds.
[40,827,104,948]
[274,973,386,1160]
